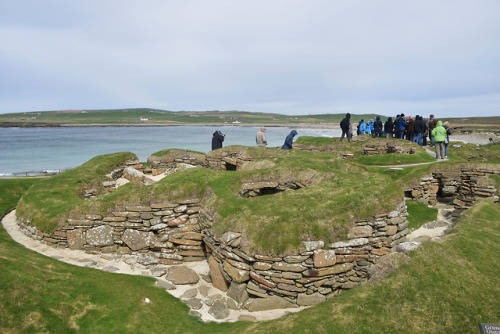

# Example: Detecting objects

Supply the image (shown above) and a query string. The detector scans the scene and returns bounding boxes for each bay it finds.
[0,126,340,176]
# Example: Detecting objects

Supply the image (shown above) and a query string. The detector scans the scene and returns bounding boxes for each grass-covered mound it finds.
[16,146,404,255]
[295,136,435,165]
[148,148,206,163]
[16,152,138,232]
[1,181,498,332]
[15,142,499,255]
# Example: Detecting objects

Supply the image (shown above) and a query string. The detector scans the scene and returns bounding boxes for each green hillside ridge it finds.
[1,108,499,128]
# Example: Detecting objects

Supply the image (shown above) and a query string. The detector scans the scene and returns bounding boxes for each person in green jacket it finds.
[431,120,447,159]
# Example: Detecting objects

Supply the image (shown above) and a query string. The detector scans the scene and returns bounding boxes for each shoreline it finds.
[1,129,497,178]
[1,122,339,129]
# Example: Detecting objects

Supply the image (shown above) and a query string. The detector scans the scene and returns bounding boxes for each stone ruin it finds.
[16,149,500,313]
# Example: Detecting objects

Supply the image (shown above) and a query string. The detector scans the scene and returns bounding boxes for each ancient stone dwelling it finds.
[17,148,499,311]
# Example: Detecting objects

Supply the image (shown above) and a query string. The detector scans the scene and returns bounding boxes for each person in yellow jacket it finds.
[431,120,447,159]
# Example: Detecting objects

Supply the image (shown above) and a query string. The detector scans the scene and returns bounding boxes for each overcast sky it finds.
[1,0,499,117]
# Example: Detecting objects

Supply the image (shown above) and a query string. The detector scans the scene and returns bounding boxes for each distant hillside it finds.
[0,108,498,129]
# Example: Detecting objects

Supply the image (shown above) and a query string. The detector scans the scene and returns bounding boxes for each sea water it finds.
[0,126,340,176]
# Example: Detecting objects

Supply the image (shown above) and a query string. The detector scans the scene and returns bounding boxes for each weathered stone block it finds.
[165,266,199,285]
[313,249,336,268]
[67,229,85,249]
[272,262,306,272]
[303,240,324,251]
[253,262,272,271]
[86,225,114,247]
[304,262,354,277]
[386,225,398,236]
[121,229,154,251]
[243,295,295,312]
[208,256,228,292]
[227,282,249,305]
[297,293,326,306]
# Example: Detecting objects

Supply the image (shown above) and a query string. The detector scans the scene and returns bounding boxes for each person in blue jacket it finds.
[365,120,372,134]
[359,120,366,134]
[281,130,298,149]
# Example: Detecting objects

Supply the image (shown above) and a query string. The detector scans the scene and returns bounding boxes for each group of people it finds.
[340,113,453,160]
[212,113,452,160]
[211,128,298,151]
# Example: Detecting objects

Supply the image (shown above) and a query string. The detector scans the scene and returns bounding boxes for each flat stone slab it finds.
[165,266,200,285]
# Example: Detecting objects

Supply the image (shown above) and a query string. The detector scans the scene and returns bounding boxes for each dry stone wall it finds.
[200,202,409,306]
[148,149,252,172]
[361,140,417,155]
[19,200,205,263]
[404,167,499,208]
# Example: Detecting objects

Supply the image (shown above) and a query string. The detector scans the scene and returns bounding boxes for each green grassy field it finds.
[2,108,499,128]
[1,179,499,333]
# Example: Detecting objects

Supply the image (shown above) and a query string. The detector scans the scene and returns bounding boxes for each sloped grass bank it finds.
[406,200,438,230]
[15,152,138,232]
[1,180,498,333]
[242,199,500,333]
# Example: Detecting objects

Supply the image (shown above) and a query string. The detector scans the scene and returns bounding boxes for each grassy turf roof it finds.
[16,140,500,255]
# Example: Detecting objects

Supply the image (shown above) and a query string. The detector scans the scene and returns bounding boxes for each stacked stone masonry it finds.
[147,149,251,172]
[17,150,499,307]
[19,200,205,264]
[199,201,409,305]
[404,167,499,208]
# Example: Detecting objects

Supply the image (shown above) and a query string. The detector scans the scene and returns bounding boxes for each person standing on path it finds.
[384,117,394,138]
[373,116,383,138]
[340,113,352,142]
[358,119,366,135]
[413,115,425,146]
[256,127,268,147]
[211,130,225,150]
[281,130,298,149]
[428,114,436,146]
[443,121,452,158]
[431,121,447,159]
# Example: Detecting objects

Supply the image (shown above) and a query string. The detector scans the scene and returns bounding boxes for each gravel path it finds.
[1,210,304,323]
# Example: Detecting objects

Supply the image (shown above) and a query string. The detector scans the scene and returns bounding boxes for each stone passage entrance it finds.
[239,181,308,197]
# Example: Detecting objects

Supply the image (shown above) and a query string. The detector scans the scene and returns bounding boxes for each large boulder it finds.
[165,266,199,285]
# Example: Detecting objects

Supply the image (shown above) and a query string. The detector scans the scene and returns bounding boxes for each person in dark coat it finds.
[340,113,351,142]
[406,116,415,141]
[384,117,393,138]
[413,115,425,146]
[395,114,406,139]
[373,116,383,138]
[211,130,225,150]
[281,130,298,149]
